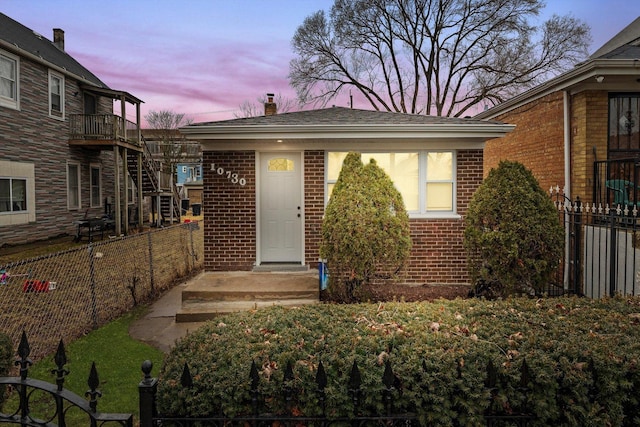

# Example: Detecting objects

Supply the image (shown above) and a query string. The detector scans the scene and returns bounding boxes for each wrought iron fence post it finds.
[572,197,582,296]
[609,209,618,297]
[139,360,158,427]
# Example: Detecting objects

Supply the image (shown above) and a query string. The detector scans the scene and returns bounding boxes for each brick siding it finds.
[484,90,609,204]
[202,149,482,285]
[0,50,116,245]
[484,92,566,193]
[202,151,257,270]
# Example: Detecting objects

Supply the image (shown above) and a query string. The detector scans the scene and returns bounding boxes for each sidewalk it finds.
[129,281,207,353]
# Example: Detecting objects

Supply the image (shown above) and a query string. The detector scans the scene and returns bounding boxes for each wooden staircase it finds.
[126,140,181,223]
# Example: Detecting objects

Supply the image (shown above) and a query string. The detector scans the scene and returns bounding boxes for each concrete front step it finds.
[176,298,319,322]
[175,271,320,323]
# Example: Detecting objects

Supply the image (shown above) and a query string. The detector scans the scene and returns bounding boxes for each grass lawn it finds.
[3,305,164,422]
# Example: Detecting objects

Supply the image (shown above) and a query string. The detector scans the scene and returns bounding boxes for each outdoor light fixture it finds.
[595,75,605,83]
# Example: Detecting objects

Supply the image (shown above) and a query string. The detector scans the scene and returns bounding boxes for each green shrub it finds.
[0,331,12,409]
[158,296,640,426]
[464,161,564,297]
[321,152,411,301]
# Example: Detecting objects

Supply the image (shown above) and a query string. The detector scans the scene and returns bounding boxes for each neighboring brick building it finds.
[476,16,640,207]
[1,13,144,245]
[181,106,513,285]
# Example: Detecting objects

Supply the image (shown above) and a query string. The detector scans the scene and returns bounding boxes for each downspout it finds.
[563,91,571,289]
[563,91,571,199]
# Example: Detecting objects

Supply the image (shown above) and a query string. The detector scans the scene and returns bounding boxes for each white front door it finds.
[259,152,303,263]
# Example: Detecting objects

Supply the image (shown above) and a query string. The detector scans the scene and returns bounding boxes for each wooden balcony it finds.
[68,114,142,152]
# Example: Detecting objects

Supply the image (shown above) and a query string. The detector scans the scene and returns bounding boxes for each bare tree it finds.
[289,0,591,117]
[234,93,299,118]
[144,110,194,182]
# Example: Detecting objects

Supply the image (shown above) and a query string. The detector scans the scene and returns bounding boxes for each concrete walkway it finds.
[129,281,207,353]
[129,270,319,353]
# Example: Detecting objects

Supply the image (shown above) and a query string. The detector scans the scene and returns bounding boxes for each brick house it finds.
[476,16,640,207]
[0,13,148,245]
[181,105,513,284]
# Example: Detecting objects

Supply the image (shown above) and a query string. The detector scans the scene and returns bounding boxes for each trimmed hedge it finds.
[158,297,640,426]
[0,331,11,409]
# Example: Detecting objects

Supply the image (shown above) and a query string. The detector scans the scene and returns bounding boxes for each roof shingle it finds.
[0,13,107,88]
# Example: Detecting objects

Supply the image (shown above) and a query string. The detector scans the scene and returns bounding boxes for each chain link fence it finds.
[0,222,203,361]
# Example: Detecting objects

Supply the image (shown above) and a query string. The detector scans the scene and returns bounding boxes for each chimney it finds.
[264,93,277,116]
[53,28,64,50]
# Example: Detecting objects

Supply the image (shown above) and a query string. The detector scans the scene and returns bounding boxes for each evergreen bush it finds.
[464,161,564,297]
[320,152,411,301]
[0,332,12,409]
[157,297,640,426]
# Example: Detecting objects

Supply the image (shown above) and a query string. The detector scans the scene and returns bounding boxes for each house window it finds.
[0,178,27,212]
[268,158,295,172]
[426,152,453,211]
[49,71,64,118]
[609,93,640,154]
[90,164,101,208]
[67,163,81,210]
[0,160,35,226]
[0,50,19,109]
[326,151,456,217]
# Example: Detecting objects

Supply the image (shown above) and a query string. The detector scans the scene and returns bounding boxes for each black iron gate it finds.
[552,188,639,298]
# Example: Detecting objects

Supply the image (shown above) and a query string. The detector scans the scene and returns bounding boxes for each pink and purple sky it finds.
[1,0,637,125]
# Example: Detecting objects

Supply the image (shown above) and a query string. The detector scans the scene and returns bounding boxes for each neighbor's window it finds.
[609,93,640,154]
[49,71,64,118]
[326,151,456,216]
[0,178,27,213]
[0,50,19,109]
[0,161,35,226]
[90,164,101,207]
[67,163,81,210]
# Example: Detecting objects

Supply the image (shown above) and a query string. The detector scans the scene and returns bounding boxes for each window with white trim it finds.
[0,160,35,226]
[90,164,101,208]
[326,151,457,217]
[49,70,64,118]
[67,163,81,210]
[0,178,27,213]
[0,50,19,109]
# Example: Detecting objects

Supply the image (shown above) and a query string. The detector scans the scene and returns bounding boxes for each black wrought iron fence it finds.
[0,222,203,361]
[551,187,639,298]
[0,332,132,426]
[137,358,535,427]
[0,332,538,427]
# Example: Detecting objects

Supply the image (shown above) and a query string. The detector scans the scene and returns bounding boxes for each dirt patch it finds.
[366,283,470,302]
[321,283,471,302]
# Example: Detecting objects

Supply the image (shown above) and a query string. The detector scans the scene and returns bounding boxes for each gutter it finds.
[563,91,571,199]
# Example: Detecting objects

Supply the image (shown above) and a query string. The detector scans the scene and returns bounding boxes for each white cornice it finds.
[180,123,514,141]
